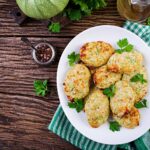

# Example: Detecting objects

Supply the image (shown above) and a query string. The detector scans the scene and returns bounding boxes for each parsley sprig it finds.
[103,85,116,98]
[65,0,107,21]
[68,52,80,66]
[116,38,133,54]
[34,80,48,96]
[109,121,121,132]
[48,22,61,33]
[68,99,84,112]
[65,9,82,21]
[130,73,147,84]
[135,99,147,109]
[48,0,107,32]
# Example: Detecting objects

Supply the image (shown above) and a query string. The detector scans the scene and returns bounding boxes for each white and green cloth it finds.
[48,21,150,150]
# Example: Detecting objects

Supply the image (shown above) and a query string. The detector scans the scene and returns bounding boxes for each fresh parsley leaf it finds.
[75,99,84,112]
[34,80,48,96]
[115,49,123,54]
[72,0,91,14]
[109,121,121,132]
[49,0,107,32]
[48,22,61,33]
[117,38,128,48]
[68,99,84,112]
[130,73,147,84]
[72,0,88,11]
[135,99,147,109]
[124,44,133,52]
[68,102,76,108]
[103,85,116,98]
[43,80,48,86]
[86,0,107,10]
[68,52,80,66]
[67,9,82,21]
[147,17,150,26]
[116,38,133,54]
[64,0,107,22]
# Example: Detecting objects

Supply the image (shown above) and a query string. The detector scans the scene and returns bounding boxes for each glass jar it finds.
[32,42,56,66]
[117,0,150,22]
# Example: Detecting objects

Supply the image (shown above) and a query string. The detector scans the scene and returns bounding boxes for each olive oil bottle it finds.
[117,0,150,22]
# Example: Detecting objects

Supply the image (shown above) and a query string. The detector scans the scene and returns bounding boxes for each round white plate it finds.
[57,25,150,145]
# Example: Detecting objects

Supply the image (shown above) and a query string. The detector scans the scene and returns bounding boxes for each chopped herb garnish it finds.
[130,73,147,84]
[109,121,121,132]
[68,52,80,66]
[116,38,133,54]
[103,85,116,98]
[34,80,48,96]
[48,22,61,33]
[135,99,147,109]
[68,99,84,112]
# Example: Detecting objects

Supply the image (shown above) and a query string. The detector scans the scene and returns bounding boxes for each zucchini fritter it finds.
[64,64,91,101]
[80,41,114,67]
[107,51,143,74]
[122,66,148,102]
[85,88,109,128]
[114,107,140,128]
[93,65,121,89]
[110,81,136,117]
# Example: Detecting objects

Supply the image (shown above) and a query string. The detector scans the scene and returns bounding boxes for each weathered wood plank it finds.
[0,37,79,149]
[0,37,70,98]
[0,92,79,150]
[0,0,125,37]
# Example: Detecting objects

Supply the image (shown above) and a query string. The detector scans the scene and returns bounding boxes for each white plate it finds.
[57,25,150,145]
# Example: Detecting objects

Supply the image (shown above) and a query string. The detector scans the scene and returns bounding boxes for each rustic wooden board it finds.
[0,0,125,149]
[0,37,78,150]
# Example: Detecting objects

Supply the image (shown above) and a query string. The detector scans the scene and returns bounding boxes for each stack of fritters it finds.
[64,41,148,129]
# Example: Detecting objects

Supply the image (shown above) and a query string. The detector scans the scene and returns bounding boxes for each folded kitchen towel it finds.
[48,21,150,150]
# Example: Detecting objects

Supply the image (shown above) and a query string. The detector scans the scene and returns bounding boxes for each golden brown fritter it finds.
[64,64,91,101]
[80,41,114,67]
[122,66,148,102]
[107,50,143,74]
[93,65,121,89]
[110,81,136,117]
[85,88,109,128]
[114,107,140,128]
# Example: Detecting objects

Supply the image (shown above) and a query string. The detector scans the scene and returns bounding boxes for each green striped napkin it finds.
[48,21,150,150]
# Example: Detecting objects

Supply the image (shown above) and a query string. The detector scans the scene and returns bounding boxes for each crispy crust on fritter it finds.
[64,64,91,101]
[110,81,136,117]
[122,66,148,102]
[85,88,109,128]
[114,107,140,128]
[93,65,121,89]
[107,51,143,74]
[80,41,114,67]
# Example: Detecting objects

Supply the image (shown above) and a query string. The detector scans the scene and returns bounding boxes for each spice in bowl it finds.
[32,42,56,65]
[36,44,52,63]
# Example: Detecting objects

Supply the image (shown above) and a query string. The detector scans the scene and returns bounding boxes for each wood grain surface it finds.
[0,0,125,149]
